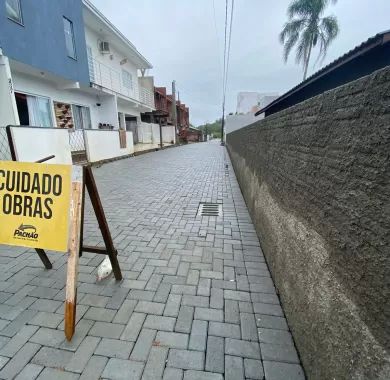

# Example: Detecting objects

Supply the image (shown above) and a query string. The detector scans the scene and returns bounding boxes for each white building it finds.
[0,0,165,163]
[236,92,279,114]
[83,0,155,138]
[224,91,280,139]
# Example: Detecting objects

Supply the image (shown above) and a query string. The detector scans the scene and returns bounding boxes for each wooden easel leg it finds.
[6,126,53,270]
[35,249,52,269]
[85,166,122,281]
[65,167,83,341]
[78,168,86,258]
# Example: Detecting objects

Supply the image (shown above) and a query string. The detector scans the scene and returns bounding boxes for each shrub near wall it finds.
[227,67,390,380]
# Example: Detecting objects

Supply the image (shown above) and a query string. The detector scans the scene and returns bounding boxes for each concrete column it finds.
[0,51,20,126]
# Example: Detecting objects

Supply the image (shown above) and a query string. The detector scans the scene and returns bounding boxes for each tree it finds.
[198,119,222,139]
[280,0,339,80]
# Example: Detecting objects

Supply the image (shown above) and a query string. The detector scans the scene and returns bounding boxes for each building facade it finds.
[0,0,156,157]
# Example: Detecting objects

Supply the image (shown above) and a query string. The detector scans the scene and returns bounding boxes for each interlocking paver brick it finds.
[0,325,38,358]
[29,327,64,348]
[144,315,176,331]
[260,342,300,363]
[89,321,124,339]
[208,321,240,339]
[194,307,223,322]
[113,299,137,324]
[255,314,289,330]
[182,295,209,308]
[0,342,40,379]
[135,300,165,315]
[130,328,157,361]
[224,290,251,302]
[225,338,260,359]
[164,294,181,317]
[84,306,116,322]
[65,336,100,373]
[32,346,73,368]
[0,309,37,337]
[240,312,258,341]
[29,311,63,328]
[141,346,168,380]
[210,288,223,309]
[205,336,224,373]
[167,349,205,370]
[14,363,43,380]
[79,355,108,380]
[189,320,208,351]
[95,338,133,359]
[225,355,244,380]
[183,370,223,380]
[155,331,188,349]
[258,328,294,346]
[0,356,9,371]
[263,361,305,380]
[101,358,144,380]
[253,302,283,317]
[36,368,79,380]
[175,306,194,333]
[244,358,264,379]
[163,367,183,380]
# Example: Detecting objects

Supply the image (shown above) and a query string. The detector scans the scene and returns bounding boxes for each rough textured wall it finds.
[227,67,390,380]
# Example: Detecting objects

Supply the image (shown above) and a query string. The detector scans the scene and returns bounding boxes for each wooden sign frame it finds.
[5,126,122,340]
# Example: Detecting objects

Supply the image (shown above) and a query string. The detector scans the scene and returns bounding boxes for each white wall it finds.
[0,55,19,126]
[10,127,72,164]
[138,122,152,143]
[12,71,97,127]
[96,94,118,128]
[225,113,264,137]
[162,126,176,144]
[85,129,134,162]
[151,123,160,144]
[85,26,140,101]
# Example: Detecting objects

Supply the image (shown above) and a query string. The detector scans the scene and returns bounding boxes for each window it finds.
[122,69,133,89]
[72,105,91,130]
[6,0,23,24]
[14,93,53,128]
[63,17,76,59]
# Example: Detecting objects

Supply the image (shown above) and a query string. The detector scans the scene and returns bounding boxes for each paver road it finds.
[0,141,304,379]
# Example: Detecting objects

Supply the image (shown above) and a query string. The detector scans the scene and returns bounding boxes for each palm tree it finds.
[280,0,339,80]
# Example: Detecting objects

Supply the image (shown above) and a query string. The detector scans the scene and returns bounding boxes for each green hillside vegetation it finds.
[197,119,222,138]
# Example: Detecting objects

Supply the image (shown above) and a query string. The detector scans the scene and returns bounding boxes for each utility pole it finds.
[171,80,178,139]
[220,105,225,146]
[177,91,181,130]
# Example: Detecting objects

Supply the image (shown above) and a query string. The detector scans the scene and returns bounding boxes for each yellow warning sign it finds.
[0,161,71,252]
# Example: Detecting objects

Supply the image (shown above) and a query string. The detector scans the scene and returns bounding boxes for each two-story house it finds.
[0,0,156,158]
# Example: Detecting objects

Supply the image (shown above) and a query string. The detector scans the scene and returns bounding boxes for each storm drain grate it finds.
[197,203,223,217]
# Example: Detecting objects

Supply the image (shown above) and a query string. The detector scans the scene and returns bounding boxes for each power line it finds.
[212,0,223,83]
[224,0,235,104]
[220,0,234,144]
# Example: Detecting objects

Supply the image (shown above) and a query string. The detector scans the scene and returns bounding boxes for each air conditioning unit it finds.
[99,41,110,54]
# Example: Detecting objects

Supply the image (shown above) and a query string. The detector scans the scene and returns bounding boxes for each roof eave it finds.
[255,31,390,116]
[82,0,153,70]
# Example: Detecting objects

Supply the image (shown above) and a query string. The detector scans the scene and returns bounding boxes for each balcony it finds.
[88,57,154,109]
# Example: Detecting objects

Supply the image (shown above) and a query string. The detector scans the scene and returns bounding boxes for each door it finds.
[125,116,138,144]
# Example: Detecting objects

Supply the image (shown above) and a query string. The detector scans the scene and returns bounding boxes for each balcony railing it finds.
[88,57,154,109]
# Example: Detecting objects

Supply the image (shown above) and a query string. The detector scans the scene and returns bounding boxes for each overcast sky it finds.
[90,0,390,126]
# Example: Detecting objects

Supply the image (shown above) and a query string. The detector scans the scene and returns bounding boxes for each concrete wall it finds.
[10,127,72,164]
[225,113,264,137]
[226,67,390,380]
[85,129,133,162]
[0,0,89,84]
[162,126,176,144]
